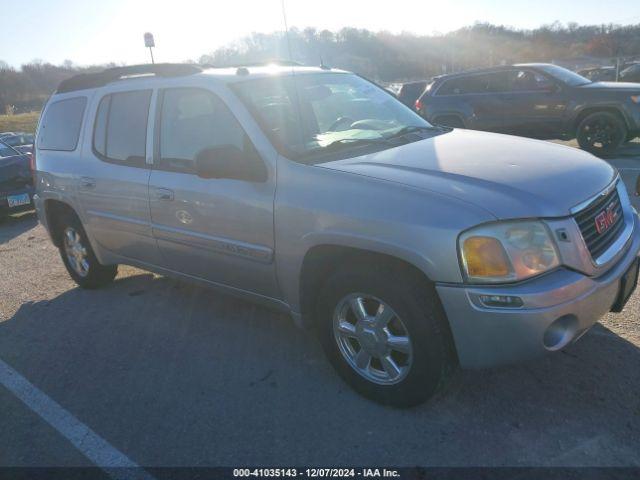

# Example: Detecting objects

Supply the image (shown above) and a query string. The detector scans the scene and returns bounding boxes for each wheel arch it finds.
[573,106,630,131]
[43,199,79,248]
[298,243,460,368]
[298,243,436,324]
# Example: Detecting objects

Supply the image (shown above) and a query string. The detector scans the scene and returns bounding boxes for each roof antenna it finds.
[280,0,293,64]
[320,54,330,70]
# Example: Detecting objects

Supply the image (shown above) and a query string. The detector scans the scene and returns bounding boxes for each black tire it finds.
[432,115,465,129]
[55,211,117,289]
[576,112,627,155]
[315,261,457,407]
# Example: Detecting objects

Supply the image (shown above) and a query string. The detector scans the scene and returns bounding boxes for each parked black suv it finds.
[395,81,428,108]
[0,140,34,220]
[415,63,640,154]
[620,63,640,83]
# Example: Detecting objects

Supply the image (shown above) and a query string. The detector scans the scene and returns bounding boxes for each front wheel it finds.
[56,212,118,289]
[576,112,627,155]
[315,262,457,407]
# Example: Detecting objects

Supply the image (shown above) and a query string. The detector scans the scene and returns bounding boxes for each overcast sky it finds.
[2,0,639,67]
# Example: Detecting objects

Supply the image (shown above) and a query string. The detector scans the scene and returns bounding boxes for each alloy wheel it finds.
[580,117,622,151]
[333,293,413,385]
[63,227,90,277]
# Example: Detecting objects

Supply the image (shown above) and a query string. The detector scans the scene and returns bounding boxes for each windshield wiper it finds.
[385,125,440,140]
[321,137,392,151]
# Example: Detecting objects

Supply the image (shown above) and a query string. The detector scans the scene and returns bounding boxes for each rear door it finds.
[148,87,278,297]
[436,73,509,131]
[75,87,161,265]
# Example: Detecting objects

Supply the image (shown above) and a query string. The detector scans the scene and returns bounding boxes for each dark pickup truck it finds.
[415,63,640,154]
[0,140,34,220]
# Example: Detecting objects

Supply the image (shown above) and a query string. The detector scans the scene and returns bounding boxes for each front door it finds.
[148,87,278,297]
[501,69,568,138]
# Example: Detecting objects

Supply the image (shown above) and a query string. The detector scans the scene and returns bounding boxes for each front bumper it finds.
[437,212,640,369]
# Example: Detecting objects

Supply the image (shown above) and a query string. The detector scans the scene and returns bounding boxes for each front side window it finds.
[157,88,256,175]
[38,97,87,151]
[233,73,439,163]
[510,70,554,92]
[93,90,151,167]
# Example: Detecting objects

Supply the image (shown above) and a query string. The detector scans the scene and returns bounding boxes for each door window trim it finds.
[91,88,153,169]
[152,86,265,178]
[434,69,561,97]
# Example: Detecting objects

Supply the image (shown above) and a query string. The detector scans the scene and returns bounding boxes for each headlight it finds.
[459,221,560,283]
[631,95,640,104]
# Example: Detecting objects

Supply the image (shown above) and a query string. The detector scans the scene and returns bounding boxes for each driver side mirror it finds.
[195,145,267,182]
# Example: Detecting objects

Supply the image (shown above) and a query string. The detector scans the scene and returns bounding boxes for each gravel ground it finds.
[0,156,639,469]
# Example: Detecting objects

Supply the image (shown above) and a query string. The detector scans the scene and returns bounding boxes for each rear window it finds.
[93,90,151,167]
[37,97,87,151]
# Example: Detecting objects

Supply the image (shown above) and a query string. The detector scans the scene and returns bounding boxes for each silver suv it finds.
[33,64,640,406]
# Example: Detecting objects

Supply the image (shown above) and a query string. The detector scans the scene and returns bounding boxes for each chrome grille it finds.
[574,186,625,261]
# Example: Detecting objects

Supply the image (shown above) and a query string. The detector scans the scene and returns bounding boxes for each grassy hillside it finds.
[0,112,40,134]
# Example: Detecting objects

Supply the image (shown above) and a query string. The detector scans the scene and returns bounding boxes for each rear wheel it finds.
[576,112,627,155]
[56,212,117,289]
[315,262,456,407]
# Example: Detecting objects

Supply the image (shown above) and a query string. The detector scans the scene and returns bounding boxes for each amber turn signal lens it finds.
[463,236,511,277]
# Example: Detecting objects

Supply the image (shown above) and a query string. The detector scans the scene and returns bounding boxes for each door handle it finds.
[154,187,174,201]
[79,177,96,188]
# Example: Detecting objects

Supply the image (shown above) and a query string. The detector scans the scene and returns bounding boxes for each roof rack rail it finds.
[56,63,202,93]
[205,60,304,69]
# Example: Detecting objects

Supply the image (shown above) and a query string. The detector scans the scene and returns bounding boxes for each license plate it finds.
[611,258,640,312]
[7,193,31,208]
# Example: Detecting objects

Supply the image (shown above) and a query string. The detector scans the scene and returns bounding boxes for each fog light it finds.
[478,294,523,308]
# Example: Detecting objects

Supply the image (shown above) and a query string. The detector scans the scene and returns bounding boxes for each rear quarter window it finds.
[37,97,87,151]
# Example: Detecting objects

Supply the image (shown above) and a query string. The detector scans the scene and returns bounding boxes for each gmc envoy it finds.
[33,64,640,406]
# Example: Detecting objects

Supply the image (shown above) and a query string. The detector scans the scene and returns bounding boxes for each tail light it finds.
[415,98,424,113]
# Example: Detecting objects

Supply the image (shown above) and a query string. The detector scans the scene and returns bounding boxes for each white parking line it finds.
[0,358,155,480]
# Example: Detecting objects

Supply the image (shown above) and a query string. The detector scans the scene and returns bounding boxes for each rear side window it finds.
[93,90,151,167]
[38,97,87,151]
[437,73,509,95]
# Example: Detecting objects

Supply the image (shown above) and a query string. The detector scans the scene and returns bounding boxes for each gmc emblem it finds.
[594,202,618,234]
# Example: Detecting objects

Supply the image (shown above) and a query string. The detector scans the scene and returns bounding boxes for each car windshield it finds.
[3,134,33,147]
[536,64,592,86]
[233,72,438,163]
[0,141,19,158]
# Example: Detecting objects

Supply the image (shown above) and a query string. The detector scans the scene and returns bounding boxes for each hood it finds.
[578,81,640,91]
[319,129,616,219]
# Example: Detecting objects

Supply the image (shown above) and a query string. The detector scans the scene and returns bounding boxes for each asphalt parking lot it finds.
[0,145,639,469]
